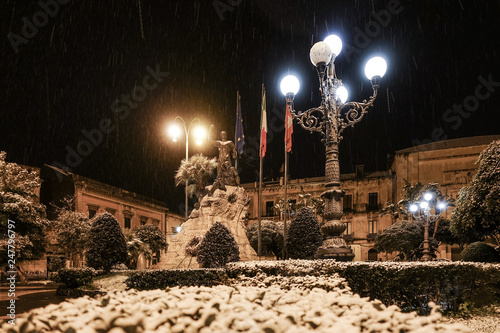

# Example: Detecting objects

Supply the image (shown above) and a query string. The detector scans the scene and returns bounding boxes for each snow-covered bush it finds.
[197,222,239,268]
[85,213,128,272]
[246,220,284,259]
[2,285,472,332]
[460,242,500,263]
[286,208,322,259]
[227,260,500,313]
[233,273,350,292]
[125,268,226,290]
[134,224,168,254]
[0,151,49,263]
[53,267,96,289]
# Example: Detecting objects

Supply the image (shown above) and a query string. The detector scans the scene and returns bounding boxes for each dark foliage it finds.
[134,224,168,253]
[125,269,227,290]
[53,267,96,289]
[85,213,128,272]
[451,140,500,243]
[375,220,423,260]
[286,208,322,259]
[247,220,284,259]
[460,242,500,263]
[47,256,67,272]
[197,222,239,268]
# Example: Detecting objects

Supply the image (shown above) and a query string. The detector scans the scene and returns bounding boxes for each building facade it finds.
[241,135,500,261]
[40,165,169,235]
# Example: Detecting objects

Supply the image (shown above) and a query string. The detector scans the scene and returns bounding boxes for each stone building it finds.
[241,135,500,261]
[40,165,169,234]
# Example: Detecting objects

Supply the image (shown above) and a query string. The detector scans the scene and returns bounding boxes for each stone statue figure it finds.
[209,125,240,194]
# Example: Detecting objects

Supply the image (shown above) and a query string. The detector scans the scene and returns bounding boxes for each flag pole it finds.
[235,91,239,171]
[283,132,288,259]
[257,84,265,258]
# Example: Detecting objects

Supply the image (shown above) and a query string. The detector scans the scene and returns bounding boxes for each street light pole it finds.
[280,34,387,260]
[169,116,202,221]
[409,193,447,261]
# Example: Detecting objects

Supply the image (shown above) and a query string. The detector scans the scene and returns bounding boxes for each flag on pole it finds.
[260,86,267,157]
[285,103,293,152]
[235,92,245,155]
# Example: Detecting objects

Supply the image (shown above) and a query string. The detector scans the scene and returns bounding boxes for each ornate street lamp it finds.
[280,34,387,260]
[409,192,447,261]
[167,116,206,220]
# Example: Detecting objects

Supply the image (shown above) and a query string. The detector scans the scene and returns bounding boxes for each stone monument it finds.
[158,186,258,268]
[158,126,257,268]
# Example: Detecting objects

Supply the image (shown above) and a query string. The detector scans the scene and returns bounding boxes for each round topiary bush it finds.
[134,224,168,253]
[197,222,239,268]
[85,213,128,272]
[460,242,500,263]
[286,207,323,259]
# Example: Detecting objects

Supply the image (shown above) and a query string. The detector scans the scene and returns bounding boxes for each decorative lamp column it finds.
[280,34,387,260]
[409,193,447,261]
[168,116,206,220]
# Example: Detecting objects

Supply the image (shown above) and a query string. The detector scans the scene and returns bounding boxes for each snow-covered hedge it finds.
[52,267,97,289]
[227,260,500,313]
[125,268,227,290]
[2,285,471,332]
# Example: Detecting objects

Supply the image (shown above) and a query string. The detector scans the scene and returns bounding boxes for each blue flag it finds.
[235,93,245,155]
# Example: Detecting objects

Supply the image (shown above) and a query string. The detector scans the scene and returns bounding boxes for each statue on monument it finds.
[209,124,240,194]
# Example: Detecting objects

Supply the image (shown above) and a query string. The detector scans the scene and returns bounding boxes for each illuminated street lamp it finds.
[408,192,447,261]
[280,34,387,260]
[167,116,206,220]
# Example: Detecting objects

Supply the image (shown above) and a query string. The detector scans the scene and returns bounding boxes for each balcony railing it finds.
[367,233,378,241]
[342,233,354,242]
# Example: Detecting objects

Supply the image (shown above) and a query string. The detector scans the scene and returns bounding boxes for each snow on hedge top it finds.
[226,259,500,275]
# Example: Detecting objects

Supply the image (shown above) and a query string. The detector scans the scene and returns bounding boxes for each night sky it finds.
[1,0,500,216]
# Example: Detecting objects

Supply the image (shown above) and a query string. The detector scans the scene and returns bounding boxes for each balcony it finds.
[342,233,354,242]
[367,233,378,241]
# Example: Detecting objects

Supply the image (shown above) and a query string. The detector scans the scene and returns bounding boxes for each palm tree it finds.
[174,154,217,204]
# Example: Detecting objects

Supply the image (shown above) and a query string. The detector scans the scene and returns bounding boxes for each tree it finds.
[0,152,49,267]
[375,219,458,260]
[375,220,424,260]
[247,220,284,259]
[197,221,239,268]
[451,140,500,245]
[134,224,168,256]
[123,229,151,269]
[85,213,128,272]
[286,208,323,259]
[50,197,91,267]
[174,154,217,204]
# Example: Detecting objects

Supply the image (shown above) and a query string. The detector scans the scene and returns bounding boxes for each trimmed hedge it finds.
[460,242,500,262]
[226,260,500,313]
[53,267,96,289]
[125,268,227,290]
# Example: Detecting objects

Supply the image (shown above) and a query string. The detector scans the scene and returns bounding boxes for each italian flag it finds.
[260,87,267,158]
